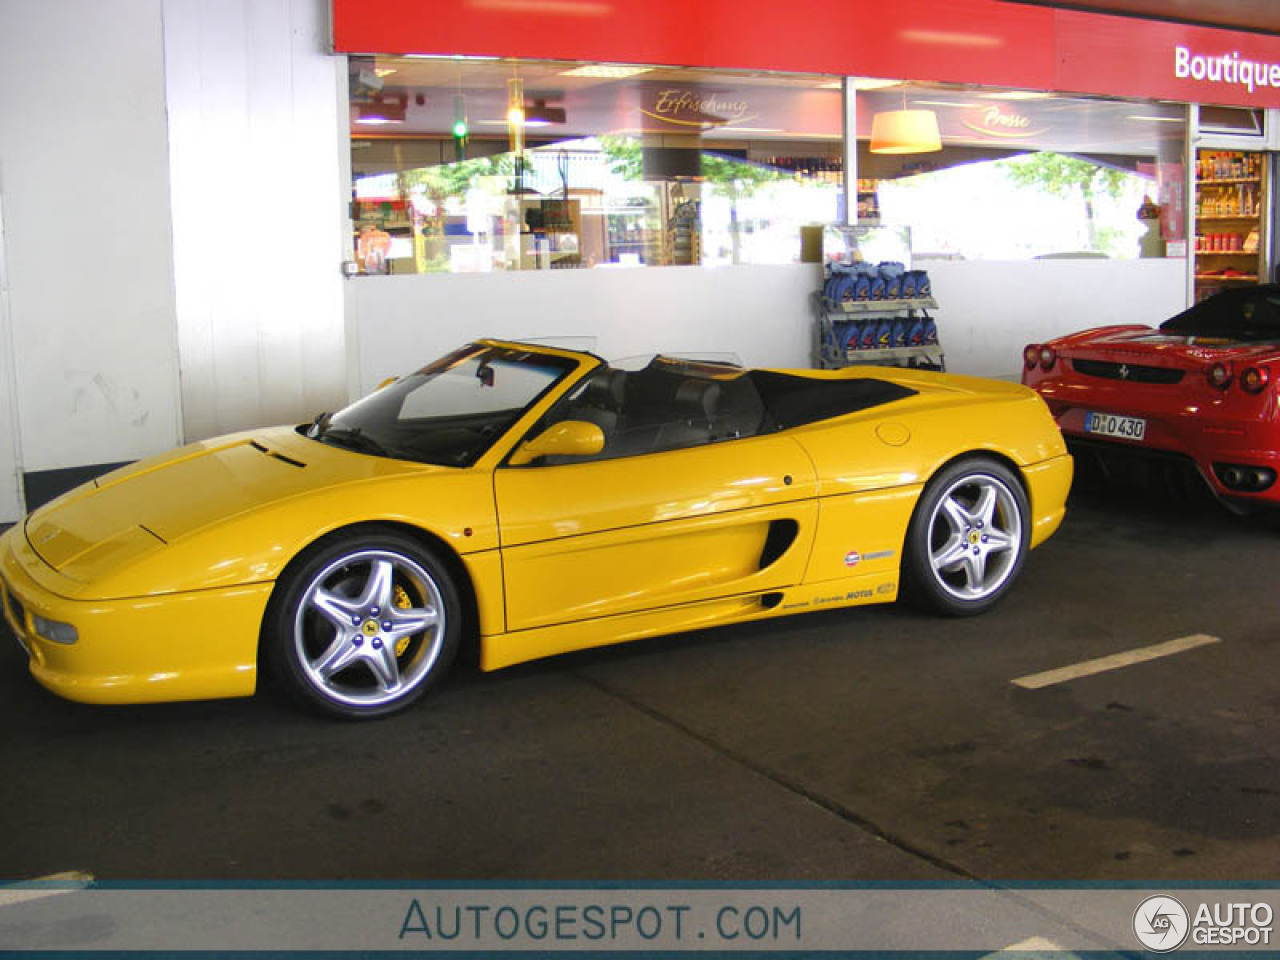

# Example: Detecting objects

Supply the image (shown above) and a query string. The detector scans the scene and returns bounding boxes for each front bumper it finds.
[1,525,271,704]
[1023,454,1073,549]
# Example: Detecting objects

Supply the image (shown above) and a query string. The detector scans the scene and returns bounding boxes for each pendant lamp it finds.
[869,108,942,154]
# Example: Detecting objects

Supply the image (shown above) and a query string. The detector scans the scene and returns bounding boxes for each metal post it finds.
[843,78,858,225]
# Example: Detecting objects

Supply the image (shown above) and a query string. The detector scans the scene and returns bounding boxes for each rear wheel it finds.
[265,529,460,719]
[903,458,1029,616]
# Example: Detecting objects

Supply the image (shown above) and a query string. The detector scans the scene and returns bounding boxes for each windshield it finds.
[1160,285,1280,342]
[306,344,579,466]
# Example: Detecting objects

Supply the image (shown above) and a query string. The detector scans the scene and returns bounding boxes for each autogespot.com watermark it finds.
[1135,894,1274,951]
[398,898,802,946]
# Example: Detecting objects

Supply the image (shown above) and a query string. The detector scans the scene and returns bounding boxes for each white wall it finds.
[0,0,183,476]
[348,259,1188,393]
[0,192,23,518]
[164,0,349,441]
[349,264,823,394]
[926,258,1188,378]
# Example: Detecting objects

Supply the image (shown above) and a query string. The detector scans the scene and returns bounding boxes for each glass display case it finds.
[1194,148,1268,301]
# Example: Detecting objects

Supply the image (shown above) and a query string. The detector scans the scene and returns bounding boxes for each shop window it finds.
[855,86,1187,261]
[347,59,842,274]
[1198,105,1264,137]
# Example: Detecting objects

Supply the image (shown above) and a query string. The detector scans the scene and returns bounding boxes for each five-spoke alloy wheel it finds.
[903,458,1030,616]
[266,528,461,719]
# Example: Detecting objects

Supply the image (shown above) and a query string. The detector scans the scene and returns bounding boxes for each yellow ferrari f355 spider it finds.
[1,340,1071,718]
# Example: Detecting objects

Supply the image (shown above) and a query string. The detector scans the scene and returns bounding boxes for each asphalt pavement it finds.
[3,484,1280,883]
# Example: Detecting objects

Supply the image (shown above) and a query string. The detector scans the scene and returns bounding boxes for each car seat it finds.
[653,379,721,453]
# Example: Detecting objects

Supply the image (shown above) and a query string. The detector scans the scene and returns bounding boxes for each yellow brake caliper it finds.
[393,584,413,656]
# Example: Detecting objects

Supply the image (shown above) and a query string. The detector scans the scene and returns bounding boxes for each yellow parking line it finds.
[1012,634,1221,690]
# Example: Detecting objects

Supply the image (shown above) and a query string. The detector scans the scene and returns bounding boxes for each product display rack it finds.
[814,293,945,371]
[1194,148,1268,301]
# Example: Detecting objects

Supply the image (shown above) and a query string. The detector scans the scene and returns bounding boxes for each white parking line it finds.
[1012,634,1221,690]
[984,936,1072,954]
[0,871,94,908]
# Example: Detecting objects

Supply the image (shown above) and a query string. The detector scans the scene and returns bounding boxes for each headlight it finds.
[31,613,78,645]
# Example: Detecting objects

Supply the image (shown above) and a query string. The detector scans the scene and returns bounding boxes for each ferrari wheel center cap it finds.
[361,619,380,638]
[968,531,981,546]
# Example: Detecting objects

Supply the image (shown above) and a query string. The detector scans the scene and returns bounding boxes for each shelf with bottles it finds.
[1195,230,1259,255]
[764,155,843,186]
[813,264,943,371]
[352,197,411,226]
[1197,150,1264,182]
[1194,148,1266,300]
[855,178,880,220]
[1195,184,1263,219]
[817,314,945,370]
[1195,150,1264,219]
[1195,273,1258,282]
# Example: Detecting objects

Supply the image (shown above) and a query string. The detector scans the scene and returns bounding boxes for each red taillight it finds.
[1039,345,1057,371]
[1023,345,1041,370]
[1241,366,1270,394]
[1207,362,1232,390]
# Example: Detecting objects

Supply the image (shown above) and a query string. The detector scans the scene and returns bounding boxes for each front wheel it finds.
[265,529,461,719]
[902,458,1030,616]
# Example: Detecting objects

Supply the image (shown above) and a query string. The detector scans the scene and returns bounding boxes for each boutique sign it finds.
[1174,45,1280,96]
[1054,10,1280,109]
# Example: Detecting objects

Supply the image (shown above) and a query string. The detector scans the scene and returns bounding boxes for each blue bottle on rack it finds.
[835,320,859,354]
[859,318,878,350]
[891,316,909,347]
[874,316,894,349]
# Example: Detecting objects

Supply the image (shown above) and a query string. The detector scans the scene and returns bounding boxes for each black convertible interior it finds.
[1161,284,1280,342]
[540,357,917,463]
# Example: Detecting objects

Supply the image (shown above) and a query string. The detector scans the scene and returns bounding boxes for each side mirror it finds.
[509,420,605,466]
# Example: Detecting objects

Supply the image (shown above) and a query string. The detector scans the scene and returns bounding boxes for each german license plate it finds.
[1084,411,1146,441]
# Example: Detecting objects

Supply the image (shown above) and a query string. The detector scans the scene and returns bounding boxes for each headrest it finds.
[583,369,628,408]
[675,379,720,420]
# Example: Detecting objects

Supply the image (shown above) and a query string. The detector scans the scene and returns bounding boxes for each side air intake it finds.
[758,519,799,570]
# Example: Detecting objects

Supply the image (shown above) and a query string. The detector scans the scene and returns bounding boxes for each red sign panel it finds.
[331,0,1280,108]
[331,0,1055,89]
[1054,10,1280,108]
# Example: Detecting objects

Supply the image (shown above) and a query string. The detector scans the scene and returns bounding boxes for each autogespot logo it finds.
[1134,895,1190,952]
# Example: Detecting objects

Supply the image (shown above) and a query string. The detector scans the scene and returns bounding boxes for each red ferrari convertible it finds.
[1023,284,1280,510]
